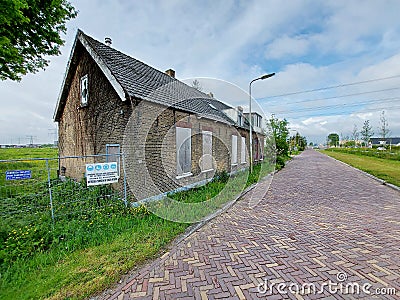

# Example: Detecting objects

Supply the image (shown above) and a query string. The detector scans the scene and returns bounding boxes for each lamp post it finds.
[249,73,275,173]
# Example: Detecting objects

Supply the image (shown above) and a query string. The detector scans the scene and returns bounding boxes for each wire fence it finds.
[0,154,127,226]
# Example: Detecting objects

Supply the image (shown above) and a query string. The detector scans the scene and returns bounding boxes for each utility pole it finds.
[26,135,36,147]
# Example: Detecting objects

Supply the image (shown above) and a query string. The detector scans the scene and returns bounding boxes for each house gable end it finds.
[53,30,127,122]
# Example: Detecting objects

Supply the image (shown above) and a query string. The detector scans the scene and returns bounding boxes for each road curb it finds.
[323,152,400,193]
[174,171,275,246]
[178,155,297,243]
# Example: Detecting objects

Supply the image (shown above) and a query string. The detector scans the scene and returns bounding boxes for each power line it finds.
[272,105,400,118]
[270,96,400,114]
[261,74,400,99]
[266,87,400,106]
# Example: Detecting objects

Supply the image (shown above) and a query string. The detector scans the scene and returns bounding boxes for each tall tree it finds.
[265,115,289,158]
[351,124,359,147]
[378,111,390,140]
[327,133,339,147]
[360,120,374,146]
[0,0,77,81]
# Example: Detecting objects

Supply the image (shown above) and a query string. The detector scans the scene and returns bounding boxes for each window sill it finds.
[201,169,214,173]
[241,161,246,164]
[176,172,192,179]
[231,163,238,166]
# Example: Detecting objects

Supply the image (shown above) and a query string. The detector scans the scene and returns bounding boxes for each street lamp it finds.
[249,73,275,173]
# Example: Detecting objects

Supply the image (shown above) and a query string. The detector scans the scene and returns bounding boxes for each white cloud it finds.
[265,35,310,60]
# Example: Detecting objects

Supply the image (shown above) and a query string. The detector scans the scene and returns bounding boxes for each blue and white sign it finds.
[6,170,32,180]
[85,162,119,186]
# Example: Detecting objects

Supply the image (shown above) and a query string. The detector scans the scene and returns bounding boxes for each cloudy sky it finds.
[1,0,400,145]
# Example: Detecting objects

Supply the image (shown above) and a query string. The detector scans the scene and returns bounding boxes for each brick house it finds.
[54,30,265,201]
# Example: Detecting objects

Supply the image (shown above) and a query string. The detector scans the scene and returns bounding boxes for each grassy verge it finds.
[324,146,400,161]
[323,150,400,187]
[1,153,274,299]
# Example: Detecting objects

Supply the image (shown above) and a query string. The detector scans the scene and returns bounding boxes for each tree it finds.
[351,124,359,147]
[360,120,373,146]
[327,133,339,147]
[378,111,390,140]
[289,132,307,151]
[191,79,203,91]
[0,0,77,81]
[265,115,289,167]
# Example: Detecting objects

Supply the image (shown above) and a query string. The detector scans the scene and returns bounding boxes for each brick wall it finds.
[58,44,131,181]
[57,44,264,201]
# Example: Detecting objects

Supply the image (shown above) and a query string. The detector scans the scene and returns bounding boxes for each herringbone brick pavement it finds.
[98,150,400,299]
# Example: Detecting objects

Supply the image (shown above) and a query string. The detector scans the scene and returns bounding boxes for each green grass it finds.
[0,147,275,300]
[323,150,400,187]
[149,162,275,223]
[0,147,59,197]
[1,214,187,300]
[0,147,58,160]
[325,146,400,161]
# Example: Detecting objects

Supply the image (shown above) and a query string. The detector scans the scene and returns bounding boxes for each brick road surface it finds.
[99,150,400,300]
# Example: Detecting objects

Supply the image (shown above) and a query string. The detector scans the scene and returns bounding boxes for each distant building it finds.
[370,137,400,146]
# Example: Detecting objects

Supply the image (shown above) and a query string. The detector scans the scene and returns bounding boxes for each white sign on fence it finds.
[85,162,119,186]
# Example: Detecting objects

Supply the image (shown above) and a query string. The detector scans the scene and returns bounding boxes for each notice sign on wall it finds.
[86,162,119,186]
[6,170,31,180]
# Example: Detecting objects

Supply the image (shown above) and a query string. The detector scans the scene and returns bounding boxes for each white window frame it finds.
[231,135,238,165]
[202,131,213,172]
[241,136,246,164]
[176,127,192,178]
[80,74,89,106]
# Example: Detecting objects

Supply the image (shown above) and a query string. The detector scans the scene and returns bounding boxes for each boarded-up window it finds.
[176,127,192,176]
[202,131,213,171]
[80,74,88,106]
[231,135,238,165]
[241,136,246,163]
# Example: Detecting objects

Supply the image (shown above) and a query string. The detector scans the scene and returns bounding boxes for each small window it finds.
[241,136,246,163]
[238,113,243,126]
[231,135,238,165]
[176,127,192,177]
[202,131,213,171]
[80,74,88,106]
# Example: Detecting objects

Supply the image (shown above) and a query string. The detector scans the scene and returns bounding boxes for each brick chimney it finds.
[165,69,175,78]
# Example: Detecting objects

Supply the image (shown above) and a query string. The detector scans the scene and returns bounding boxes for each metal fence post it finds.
[46,159,55,224]
[121,153,128,207]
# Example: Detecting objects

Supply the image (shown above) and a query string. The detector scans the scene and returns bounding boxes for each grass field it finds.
[0,147,275,299]
[323,149,400,187]
[325,146,400,161]
[0,147,58,160]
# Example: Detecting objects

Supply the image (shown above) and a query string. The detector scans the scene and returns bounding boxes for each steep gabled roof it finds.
[54,29,235,125]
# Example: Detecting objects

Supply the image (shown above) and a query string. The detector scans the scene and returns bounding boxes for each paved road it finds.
[101,150,400,299]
